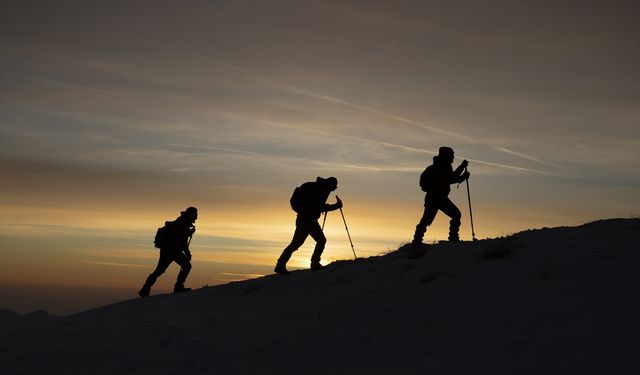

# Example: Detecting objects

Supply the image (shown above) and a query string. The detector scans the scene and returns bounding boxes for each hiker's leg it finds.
[413,195,439,245]
[440,198,462,241]
[143,251,173,288]
[277,216,311,267]
[308,220,327,264]
[174,252,192,287]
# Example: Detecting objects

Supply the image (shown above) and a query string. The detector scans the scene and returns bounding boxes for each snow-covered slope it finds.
[2,218,639,375]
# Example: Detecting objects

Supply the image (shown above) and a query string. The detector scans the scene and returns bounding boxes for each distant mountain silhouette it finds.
[0,308,20,321]
[0,308,57,333]
[1,218,639,374]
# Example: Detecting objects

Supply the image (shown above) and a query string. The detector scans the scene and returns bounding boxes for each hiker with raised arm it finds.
[139,207,197,297]
[275,177,342,274]
[410,147,470,258]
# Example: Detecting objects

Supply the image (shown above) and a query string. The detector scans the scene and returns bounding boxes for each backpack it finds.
[154,221,177,249]
[419,166,433,192]
[290,182,312,213]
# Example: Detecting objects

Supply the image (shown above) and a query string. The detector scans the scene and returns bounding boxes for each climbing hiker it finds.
[410,147,470,258]
[139,207,197,297]
[275,177,342,274]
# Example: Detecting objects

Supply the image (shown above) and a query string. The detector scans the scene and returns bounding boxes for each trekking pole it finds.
[321,211,328,231]
[335,196,357,259]
[464,167,477,241]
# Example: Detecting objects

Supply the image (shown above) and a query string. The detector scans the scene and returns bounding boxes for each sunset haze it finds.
[1,0,639,314]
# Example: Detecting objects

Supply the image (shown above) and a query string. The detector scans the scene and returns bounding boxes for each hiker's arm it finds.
[452,170,470,184]
[453,160,468,176]
[324,197,343,212]
[451,160,469,183]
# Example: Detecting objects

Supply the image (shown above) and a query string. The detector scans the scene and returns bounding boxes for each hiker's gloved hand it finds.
[188,226,196,236]
[462,171,470,180]
[461,160,469,169]
[186,251,192,261]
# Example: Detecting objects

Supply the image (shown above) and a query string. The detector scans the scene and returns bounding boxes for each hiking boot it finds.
[138,285,150,298]
[173,285,191,293]
[310,262,324,271]
[274,264,290,274]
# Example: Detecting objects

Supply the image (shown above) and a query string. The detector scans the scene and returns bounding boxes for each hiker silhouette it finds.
[139,207,197,297]
[275,177,342,274]
[410,147,470,257]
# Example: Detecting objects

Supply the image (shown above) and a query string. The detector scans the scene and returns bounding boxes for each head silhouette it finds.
[317,176,338,192]
[438,146,455,164]
[180,207,198,224]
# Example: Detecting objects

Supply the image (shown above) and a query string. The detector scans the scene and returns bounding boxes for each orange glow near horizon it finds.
[0,199,413,290]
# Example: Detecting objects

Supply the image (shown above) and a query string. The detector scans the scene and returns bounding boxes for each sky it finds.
[1,0,639,315]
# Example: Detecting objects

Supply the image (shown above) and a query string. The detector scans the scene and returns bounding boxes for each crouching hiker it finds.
[139,207,197,297]
[275,177,342,274]
[410,147,470,258]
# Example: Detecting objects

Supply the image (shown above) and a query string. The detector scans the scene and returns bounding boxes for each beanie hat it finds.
[317,176,338,190]
[181,207,198,217]
[438,146,454,158]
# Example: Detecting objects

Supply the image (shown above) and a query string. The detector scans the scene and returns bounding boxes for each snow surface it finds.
[1,218,639,374]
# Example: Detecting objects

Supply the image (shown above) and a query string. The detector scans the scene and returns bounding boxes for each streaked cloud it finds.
[196,55,560,170]
[81,260,147,269]
[219,272,266,278]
